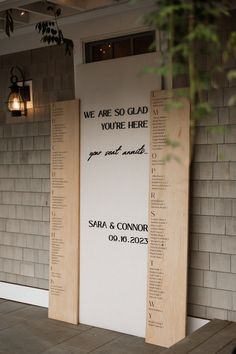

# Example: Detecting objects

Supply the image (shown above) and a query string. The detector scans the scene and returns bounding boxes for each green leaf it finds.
[165,138,181,148]
[228,95,236,106]
[207,125,226,134]
[175,88,189,97]
[58,29,64,42]
[64,38,74,56]
[5,10,14,37]
[171,43,189,58]
[47,6,54,12]
[194,102,213,119]
[161,153,181,163]
[35,22,42,32]
[187,24,220,45]
[165,100,184,112]
[144,65,170,76]
[227,70,236,81]
[56,8,61,17]
[51,28,57,35]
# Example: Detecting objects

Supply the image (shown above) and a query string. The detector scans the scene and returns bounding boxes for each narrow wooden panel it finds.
[146,90,190,347]
[48,100,80,324]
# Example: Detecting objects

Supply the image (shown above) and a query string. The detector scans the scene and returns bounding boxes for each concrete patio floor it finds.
[0,298,165,354]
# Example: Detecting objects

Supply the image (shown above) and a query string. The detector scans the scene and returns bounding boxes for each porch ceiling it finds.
[0,0,127,33]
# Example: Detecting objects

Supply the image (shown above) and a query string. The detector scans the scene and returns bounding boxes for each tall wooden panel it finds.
[146,90,190,347]
[49,100,80,324]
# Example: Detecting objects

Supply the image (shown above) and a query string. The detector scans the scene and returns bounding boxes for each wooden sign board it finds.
[49,100,80,324]
[146,90,190,347]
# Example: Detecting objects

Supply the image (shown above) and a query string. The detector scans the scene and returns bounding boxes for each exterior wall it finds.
[187,12,236,322]
[0,1,235,325]
[0,45,75,289]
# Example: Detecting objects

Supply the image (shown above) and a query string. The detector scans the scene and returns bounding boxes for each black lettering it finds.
[122,144,146,155]
[101,122,126,130]
[98,109,112,117]
[105,145,122,156]
[87,151,102,161]
[114,108,125,116]
[84,110,95,118]
[128,120,148,129]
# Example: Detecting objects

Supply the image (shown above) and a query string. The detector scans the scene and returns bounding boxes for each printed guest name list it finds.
[146,90,190,348]
[49,100,80,324]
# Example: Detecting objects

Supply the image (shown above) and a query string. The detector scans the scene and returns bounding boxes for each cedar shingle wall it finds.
[0,45,74,289]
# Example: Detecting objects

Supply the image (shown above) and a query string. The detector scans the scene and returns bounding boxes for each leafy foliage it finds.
[5,10,14,37]
[35,4,73,55]
[145,0,235,152]
[224,30,236,92]
[4,1,73,55]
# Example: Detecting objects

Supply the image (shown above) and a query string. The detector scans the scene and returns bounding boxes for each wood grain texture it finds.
[146,90,190,348]
[48,100,80,324]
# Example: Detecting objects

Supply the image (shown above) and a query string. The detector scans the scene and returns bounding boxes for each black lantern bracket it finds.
[18,79,33,109]
[7,66,33,117]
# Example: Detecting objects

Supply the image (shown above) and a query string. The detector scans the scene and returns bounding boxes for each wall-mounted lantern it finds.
[7,66,31,117]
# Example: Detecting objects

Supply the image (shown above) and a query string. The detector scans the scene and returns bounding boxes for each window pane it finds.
[114,39,131,58]
[85,31,156,63]
[85,44,92,63]
[134,33,155,55]
[92,42,113,62]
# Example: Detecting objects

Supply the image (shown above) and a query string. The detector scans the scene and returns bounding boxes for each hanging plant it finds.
[4,1,73,55]
[5,9,14,37]
[35,4,73,55]
[144,0,234,156]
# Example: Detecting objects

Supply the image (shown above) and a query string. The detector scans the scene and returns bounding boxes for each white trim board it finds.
[187,316,209,335]
[0,281,48,308]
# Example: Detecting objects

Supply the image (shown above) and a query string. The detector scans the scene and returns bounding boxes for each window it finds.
[85,31,155,63]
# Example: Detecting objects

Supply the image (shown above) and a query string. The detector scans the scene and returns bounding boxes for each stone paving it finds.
[0,298,165,354]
